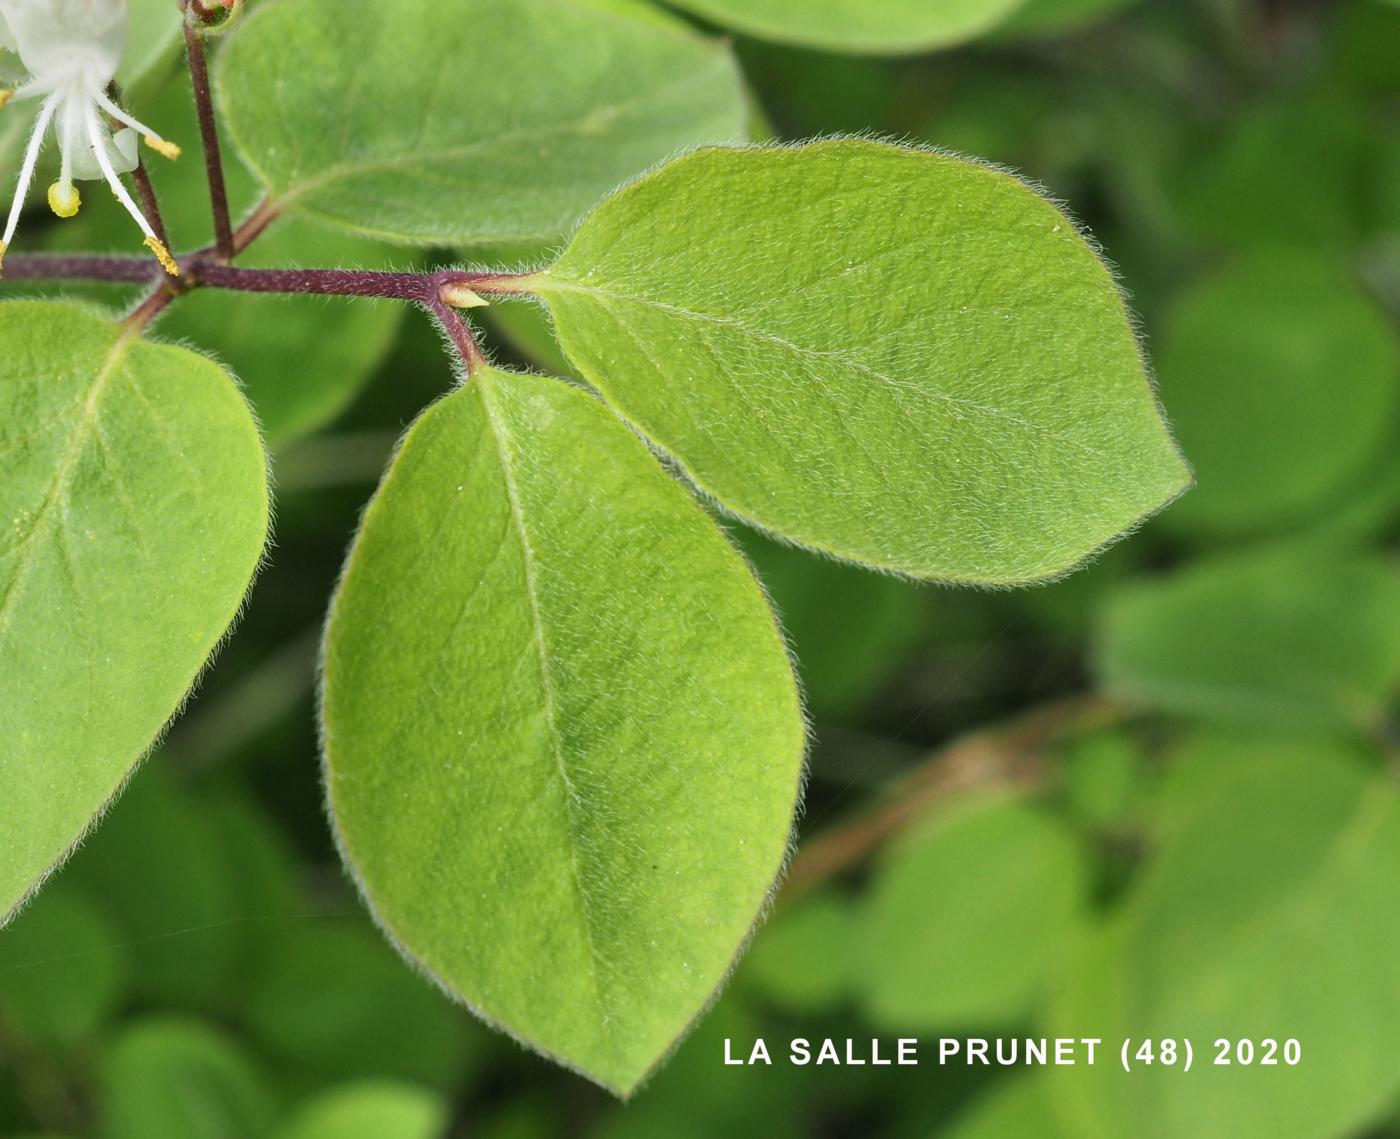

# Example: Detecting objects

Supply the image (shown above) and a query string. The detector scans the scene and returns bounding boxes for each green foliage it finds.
[10,0,1397,1129]
[1048,733,1400,1139]
[859,793,1087,1028]
[216,0,747,246]
[0,887,127,1048]
[243,923,475,1090]
[663,0,1027,53]
[0,302,268,924]
[943,1078,1069,1139]
[538,139,1189,582]
[739,893,856,1013]
[100,1019,277,1139]
[60,767,246,1007]
[740,531,925,721]
[1180,89,1380,250]
[1155,251,1400,539]
[321,368,803,1093]
[997,0,1140,36]
[275,1083,447,1139]
[1098,549,1400,730]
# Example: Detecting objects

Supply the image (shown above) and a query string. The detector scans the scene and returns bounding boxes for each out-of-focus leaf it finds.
[859,793,1086,1029]
[741,532,924,721]
[996,0,1140,37]
[664,0,1028,54]
[941,1077,1071,1139]
[243,923,475,1091]
[101,1019,277,1139]
[1060,729,1143,831]
[1097,550,1400,731]
[0,887,127,1047]
[275,1082,447,1139]
[62,768,243,1007]
[1179,89,1380,250]
[740,892,855,1013]
[1047,734,1400,1139]
[1155,251,1400,539]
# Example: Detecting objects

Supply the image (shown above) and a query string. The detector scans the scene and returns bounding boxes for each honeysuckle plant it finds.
[0,0,1190,1096]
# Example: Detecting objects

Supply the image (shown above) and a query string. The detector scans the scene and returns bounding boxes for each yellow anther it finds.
[439,283,489,309]
[0,90,12,111]
[47,182,81,218]
[144,135,181,160]
[0,240,7,278]
[145,236,181,278]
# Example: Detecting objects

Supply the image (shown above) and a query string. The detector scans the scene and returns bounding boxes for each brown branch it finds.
[181,3,235,261]
[780,694,1132,903]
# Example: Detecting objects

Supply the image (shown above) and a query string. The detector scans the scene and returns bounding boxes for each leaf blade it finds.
[0,301,269,922]
[321,368,803,1094]
[537,140,1190,583]
[216,0,747,246]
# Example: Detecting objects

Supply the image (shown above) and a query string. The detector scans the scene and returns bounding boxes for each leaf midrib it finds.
[0,330,134,642]
[474,377,618,1056]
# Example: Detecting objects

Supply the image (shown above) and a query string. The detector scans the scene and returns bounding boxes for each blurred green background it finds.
[5,0,1400,1136]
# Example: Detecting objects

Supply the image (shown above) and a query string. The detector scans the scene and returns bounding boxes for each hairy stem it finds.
[425,293,488,374]
[780,694,1132,903]
[0,254,164,284]
[181,4,235,261]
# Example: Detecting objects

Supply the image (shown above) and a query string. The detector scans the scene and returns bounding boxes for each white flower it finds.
[0,0,181,276]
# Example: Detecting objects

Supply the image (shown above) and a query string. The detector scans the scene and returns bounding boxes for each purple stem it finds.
[1,255,165,285]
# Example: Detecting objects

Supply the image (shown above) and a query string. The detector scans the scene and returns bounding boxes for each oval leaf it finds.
[216,0,747,246]
[1048,733,1400,1139]
[0,301,268,923]
[664,0,1028,54]
[321,368,804,1094]
[535,140,1191,583]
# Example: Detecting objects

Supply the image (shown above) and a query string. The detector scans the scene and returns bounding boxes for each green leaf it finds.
[1155,251,1400,539]
[42,79,405,448]
[276,1083,447,1139]
[1097,550,1400,731]
[1179,89,1380,250]
[858,793,1086,1029]
[995,0,1140,36]
[62,766,246,1007]
[216,0,747,246]
[738,892,855,1013]
[0,887,128,1048]
[321,368,804,1094]
[243,923,476,1090]
[942,1078,1071,1139]
[535,140,1190,583]
[663,0,1029,54]
[1047,733,1400,1139]
[100,1019,277,1139]
[739,530,924,722]
[0,302,268,923]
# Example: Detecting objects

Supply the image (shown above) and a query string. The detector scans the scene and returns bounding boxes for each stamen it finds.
[0,91,61,274]
[90,87,179,159]
[440,283,490,309]
[144,135,181,160]
[0,90,12,111]
[144,236,181,278]
[47,181,80,217]
[83,100,182,278]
